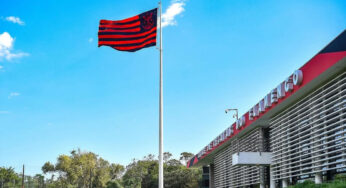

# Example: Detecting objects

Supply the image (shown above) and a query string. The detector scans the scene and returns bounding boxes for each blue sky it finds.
[0,0,345,175]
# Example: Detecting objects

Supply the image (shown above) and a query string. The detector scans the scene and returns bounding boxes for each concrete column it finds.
[282,179,288,188]
[270,166,276,188]
[315,173,322,184]
[260,183,265,188]
[209,164,215,188]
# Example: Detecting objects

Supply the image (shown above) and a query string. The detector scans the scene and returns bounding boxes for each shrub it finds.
[287,179,346,188]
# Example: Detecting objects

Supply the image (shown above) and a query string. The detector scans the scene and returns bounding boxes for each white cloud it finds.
[5,52,29,60]
[0,32,13,49]
[88,38,93,43]
[0,32,29,61]
[5,16,25,25]
[8,92,20,99]
[161,0,186,28]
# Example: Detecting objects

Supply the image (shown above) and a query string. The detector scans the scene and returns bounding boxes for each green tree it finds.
[34,174,45,188]
[109,163,125,180]
[42,149,124,188]
[106,180,123,188]
[122,155,158,188]
[42,161,56,183]
[179,152,194,165]
[122,153,202,188]
[163,152,172,163]
[164,157,202,188]
[0,167,19,186]
[42,162,55,173]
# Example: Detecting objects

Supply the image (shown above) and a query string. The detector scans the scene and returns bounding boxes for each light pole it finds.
[225,108,238,120]
[225,108,239,155]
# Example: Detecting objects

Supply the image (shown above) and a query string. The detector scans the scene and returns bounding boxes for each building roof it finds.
[188,30,346,168]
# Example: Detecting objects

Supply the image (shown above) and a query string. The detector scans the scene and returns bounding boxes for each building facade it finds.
[187,30,346,188]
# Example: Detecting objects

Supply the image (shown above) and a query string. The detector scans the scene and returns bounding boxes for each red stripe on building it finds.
[190,50,346,166]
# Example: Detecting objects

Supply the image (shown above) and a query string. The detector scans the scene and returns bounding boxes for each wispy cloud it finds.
[0,111,10,114]
[88,38,93,43]
[0,32,29,61]
[161,0,186,28]
[0,65,3,69]
[8,92,20,99]
[5,16,25,25]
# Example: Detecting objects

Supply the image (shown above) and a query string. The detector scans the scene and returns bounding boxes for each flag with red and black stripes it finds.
[98,8,157,52]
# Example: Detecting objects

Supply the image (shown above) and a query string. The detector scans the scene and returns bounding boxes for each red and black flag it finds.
[98,8,158,52]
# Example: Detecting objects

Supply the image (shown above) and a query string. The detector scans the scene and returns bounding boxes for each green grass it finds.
[287,180,346,188]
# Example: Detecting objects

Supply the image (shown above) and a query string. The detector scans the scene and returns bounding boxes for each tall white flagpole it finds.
[158,1,164,188]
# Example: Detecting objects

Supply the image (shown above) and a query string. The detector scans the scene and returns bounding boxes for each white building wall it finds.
[270,71,346,183]
[213,128,268,187]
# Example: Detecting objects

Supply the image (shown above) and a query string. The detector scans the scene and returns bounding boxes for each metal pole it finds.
[158,1,164,188]
[22,164,24,188]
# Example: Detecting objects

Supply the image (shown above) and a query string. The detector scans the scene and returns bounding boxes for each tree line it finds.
[0,149,201,188]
